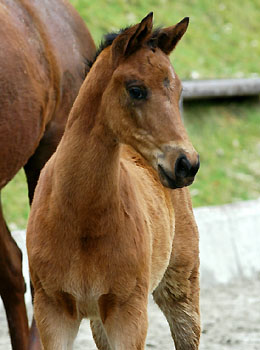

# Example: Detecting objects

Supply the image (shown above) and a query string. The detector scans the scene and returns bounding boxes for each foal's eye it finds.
[128,86,147,100]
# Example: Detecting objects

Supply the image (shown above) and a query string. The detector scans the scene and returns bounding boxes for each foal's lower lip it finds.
[158,164,174,181]
[158,165,195,189]
[158,164,177,189]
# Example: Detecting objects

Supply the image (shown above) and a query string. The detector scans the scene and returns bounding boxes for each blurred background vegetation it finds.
[71,0,260,79]
[2,0,260,229]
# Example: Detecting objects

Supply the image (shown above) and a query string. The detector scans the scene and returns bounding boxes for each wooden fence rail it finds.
[182,78,260,100]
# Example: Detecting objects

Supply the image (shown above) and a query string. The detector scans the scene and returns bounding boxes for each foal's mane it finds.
[85,25,161,72]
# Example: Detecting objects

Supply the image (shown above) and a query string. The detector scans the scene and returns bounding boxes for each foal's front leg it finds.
[153,188,201,350]
[33,289,80,350]
[153,260,200,350]
[100,283,149,350]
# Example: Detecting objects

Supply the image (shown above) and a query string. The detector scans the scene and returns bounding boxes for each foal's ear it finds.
[157,17,189,55]
[111,12,153,66]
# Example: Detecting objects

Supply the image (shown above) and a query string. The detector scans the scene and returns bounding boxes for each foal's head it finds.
[93,13,199,189]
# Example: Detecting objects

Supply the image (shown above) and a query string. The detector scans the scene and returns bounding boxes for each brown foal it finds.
[27,13,200,350]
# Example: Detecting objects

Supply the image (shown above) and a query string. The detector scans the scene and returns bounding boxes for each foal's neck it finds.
[54,58,121,224]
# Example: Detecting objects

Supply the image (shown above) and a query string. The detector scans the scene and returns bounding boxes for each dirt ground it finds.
[1,278,260,350]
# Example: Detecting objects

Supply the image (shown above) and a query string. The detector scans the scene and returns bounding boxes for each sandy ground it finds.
[1,278,260,350]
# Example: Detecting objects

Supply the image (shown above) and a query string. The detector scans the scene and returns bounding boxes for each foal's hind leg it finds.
[90,320,111,350]
[0,200,29,350]
[153,188,200,350]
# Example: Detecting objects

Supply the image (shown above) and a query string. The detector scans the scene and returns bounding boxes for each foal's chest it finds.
[61,231,146,318]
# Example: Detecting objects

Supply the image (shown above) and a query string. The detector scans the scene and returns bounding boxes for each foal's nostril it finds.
[175,155,200,179]
[175,156,191,178]
[190,158,200,177]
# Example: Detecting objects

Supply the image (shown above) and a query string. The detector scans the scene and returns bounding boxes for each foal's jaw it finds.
[125,138,199,189]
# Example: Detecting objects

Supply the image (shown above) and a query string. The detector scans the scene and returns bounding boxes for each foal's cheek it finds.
[118,95,141,125]
[118,92,129,110]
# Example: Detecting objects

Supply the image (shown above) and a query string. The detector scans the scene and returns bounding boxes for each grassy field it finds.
[70,0,260,79]
[1,0,260,229]
[1,171,29,230]
[185,99,260,206]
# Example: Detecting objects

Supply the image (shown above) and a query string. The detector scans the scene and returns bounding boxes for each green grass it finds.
[1,1,260,229]
[184,99,260,207]
[2,170,29,230]
[70,0,260,79]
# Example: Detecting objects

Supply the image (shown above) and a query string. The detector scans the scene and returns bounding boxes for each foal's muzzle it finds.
[158,154,200,189]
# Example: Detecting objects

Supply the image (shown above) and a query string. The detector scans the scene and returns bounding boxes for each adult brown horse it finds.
[0,0,96,349]
[27,13,201,350]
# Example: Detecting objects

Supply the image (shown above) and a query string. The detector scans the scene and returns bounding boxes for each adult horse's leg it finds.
[153,187,200,350]
[0,198,29,350]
